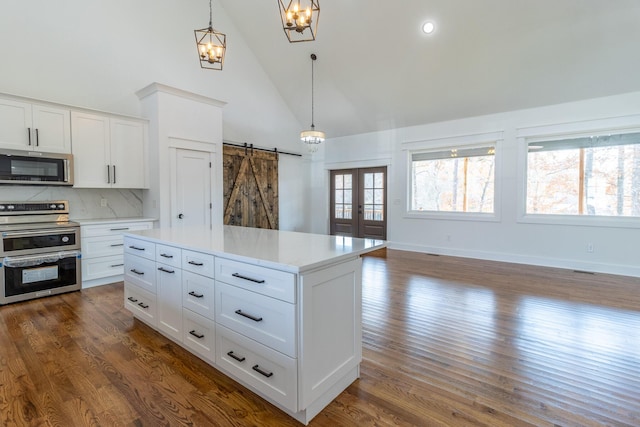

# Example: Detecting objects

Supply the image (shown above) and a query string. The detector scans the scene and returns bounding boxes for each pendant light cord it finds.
[310,53,317,129]
[208,0,213,29]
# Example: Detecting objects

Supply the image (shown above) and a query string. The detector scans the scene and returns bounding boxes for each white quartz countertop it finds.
[73,217,156,225]
[125,226,386,273]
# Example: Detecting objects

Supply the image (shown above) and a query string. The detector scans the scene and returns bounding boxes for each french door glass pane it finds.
[335,174,344,189]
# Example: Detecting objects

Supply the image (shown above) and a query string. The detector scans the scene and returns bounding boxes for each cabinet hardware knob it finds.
[252,365,273,378]
[227,351,246,362]
[188,261,204,266]
[157,267,175,274]
[130,269,144,275]
[235,309,263,322]
[107,165,111,184]
[138,302,149,309]
[160,253,174,258]
[178,213,184,219]
[189,330,204,339]
[27,127,32,145]
[231,273,265,284]
[110,243,124,247]
[35,128,39,146]
[110,263,124,268]
[127,297,138,303]
[110,227,129,231]
[129,245,145,251]
[188,291,204,298]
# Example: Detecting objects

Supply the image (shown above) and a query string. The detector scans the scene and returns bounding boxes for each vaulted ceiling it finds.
[218,0,640,139]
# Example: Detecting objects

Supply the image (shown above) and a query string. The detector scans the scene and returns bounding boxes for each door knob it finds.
[178,213,184,219]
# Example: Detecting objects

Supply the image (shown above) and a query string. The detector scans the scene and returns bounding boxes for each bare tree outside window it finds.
[411,145,496,213]
[526,132,640,217]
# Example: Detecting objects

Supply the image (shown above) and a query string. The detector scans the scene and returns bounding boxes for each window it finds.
[526,131,640,217]
[410,144,496,213]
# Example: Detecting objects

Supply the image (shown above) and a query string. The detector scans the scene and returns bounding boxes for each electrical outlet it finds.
[100,198,108,207]
[587,243,594,253]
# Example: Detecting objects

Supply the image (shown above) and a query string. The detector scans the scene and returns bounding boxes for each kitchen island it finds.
[122,225,385,424]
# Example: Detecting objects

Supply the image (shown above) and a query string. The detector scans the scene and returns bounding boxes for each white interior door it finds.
[172,148,212,229]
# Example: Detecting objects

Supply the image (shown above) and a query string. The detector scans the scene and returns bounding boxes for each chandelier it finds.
[278,0,320,43]
[194,0,227,70]
[300,53,325,153]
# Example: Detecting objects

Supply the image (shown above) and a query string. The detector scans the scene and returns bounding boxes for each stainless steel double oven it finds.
[0,201,81,305]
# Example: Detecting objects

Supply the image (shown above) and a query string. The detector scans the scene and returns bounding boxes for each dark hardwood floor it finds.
[1,249,639,426]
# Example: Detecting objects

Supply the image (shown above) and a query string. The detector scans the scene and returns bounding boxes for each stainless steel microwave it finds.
[0,149,74,185]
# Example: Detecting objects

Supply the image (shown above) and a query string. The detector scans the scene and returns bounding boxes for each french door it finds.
[330,167,387,240]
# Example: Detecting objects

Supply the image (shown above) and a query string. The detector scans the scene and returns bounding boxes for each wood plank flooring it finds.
[1,249,639,426]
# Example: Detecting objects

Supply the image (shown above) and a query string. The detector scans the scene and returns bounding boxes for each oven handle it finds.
[2,228,78,238]
[3,250,81,268]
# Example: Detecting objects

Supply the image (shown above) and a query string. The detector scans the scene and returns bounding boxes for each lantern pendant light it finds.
[278,0,320,43]
[300,53,325,153]
[194,0,227,70]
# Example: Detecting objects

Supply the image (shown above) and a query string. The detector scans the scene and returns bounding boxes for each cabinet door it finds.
[71,111,110,188]
[110,118,147,188]
[0,98,32,150]
[31,104,71,153]
[157,263,183,342]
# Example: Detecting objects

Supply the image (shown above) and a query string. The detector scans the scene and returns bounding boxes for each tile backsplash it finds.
[0,186,143,219]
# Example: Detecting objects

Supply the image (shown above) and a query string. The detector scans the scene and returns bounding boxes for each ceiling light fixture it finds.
[422,21,435,34]
[278,0,320,43]
[194,0,227,70]
[300,53,325,153]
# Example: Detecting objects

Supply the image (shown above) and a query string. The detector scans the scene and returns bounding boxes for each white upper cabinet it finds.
[0,97,71,153]
[72,111,148,189]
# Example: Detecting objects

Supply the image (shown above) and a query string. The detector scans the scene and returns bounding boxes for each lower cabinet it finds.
[123,234,362,425]
[80,219,153,288]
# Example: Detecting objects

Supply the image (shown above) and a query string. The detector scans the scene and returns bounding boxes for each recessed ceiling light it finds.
[422,21,435,34]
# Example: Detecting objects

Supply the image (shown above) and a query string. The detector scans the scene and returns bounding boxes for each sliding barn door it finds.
[223,145,279,229]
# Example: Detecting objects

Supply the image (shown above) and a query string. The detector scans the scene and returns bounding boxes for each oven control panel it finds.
[0,201,68,215]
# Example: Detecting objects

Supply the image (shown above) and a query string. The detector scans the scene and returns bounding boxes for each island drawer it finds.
[216,325,297,412]
[182,250,215,278]
[182,308,216,364]
[215,281,296,357]
[82,221,152,238]
[124,254,157,293]
[156,244,182,269]
[183,271,215,320]
[124,236,155,261]
[124,284,156,326]
[215,258,295,303]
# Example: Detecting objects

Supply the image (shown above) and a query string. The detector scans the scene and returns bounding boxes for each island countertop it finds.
[125,225,386,273]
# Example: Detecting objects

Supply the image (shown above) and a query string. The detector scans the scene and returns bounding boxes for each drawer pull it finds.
[188,291,204,298]
[110,243,124,247]
[130,269,144,275]
[188,260,204,266]
[227,351,246,362]
[235,309,263,322]
[232,273,265,284]
[157,267,175,274]
[129,245,145,251]
[160,253,174,259]
[252,365,273,378]
[110,227,130,231]
[127,296,138,303]
[138,302,149,309]
[189,330,204,339]
[110,263,124,268]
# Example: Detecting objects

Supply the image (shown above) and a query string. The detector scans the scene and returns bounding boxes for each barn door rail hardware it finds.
[223,141,302,157]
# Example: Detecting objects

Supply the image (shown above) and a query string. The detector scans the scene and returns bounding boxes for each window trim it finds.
[517,114,640,229]
[403,131,503,221]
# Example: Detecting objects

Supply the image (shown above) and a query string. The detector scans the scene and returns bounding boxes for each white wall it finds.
[316,91,640,277]
[0,0,309,231]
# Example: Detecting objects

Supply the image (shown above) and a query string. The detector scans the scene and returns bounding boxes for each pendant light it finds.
[194,0,227,70]
[278,0,320,43]
[300,53,325,153]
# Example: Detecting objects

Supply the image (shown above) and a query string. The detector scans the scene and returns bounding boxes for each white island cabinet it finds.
[122,225,385,425]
